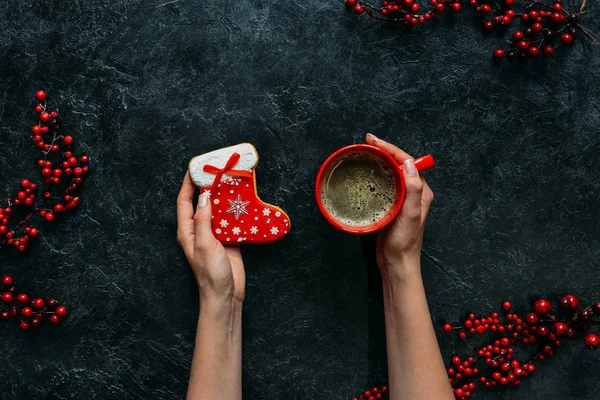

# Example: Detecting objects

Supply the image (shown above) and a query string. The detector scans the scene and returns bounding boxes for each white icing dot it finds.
[214,199,220,205]
[267,219,270,224]
[229,190,234,194]
[237,238,243,243]
[218,184,221,188]
[275,211,281,217]
[218,210,222,213]
[284,231,287,234]
[246,184,250,187]
[215,228,222,234]
[263,234,267,238]
[254,217,258,220]
[226,238,230,242]
[254,209,257,212]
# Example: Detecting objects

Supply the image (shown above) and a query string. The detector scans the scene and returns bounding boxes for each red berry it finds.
[561,33,573,44]
[2,292,13,303]
[593,302,600,316]
[543,46,554,56]
[501,16,510,25]
[483,21,494,32]
[585,334,599,349]
[533,299,551,315]
[40,112,50,122]
[29,228,39,237]
[353,4,363,14]
[32,298,45,308]
[517,40,530,52]
[451,2,461,12]
[481,4,491,13]
[50,315,60,324]
[45,212,55,222]
[20,320,30,331]
[17,293,28,303]
[532,22,543,32]
[493,49,505,59]
[537,325,549,337]
[31,318,41,327]
[525,313,538,326]
[502,301,511,311]
[559,294,579,311]
[554,322,568,337]
[35,105,43,113]
[35,91,46,101]
[345,0,356,6]
[32,125,42,135]
[56,306,67,316]
[528,46,540,57]
[553,3,562,11]
[443,323,453,333]
[578,308,593,321]
[21,307,32,317]
[1,276,12,286]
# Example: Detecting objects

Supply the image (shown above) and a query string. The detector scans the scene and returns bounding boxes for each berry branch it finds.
[345,0,598,61]
[350,294,599,399]
[441,295,600,398]
[0,91,89,252]
[0,275,67,331]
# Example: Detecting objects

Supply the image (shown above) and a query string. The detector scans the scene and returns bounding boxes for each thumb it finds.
[194,192,216,250]
[400,158,424,223]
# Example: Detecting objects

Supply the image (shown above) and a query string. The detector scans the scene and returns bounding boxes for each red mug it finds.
[315,144,435,234]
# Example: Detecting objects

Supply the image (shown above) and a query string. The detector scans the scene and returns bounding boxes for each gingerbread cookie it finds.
[189,143,291,244]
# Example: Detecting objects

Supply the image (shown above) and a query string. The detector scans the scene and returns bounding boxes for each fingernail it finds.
[367,133,378,143]
[404,159,417,176]
[198,192,209,208]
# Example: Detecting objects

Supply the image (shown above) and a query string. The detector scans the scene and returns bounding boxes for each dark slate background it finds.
[0,0,599,399]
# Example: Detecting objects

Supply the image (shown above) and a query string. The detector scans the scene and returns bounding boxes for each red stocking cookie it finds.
[189,143,291,244]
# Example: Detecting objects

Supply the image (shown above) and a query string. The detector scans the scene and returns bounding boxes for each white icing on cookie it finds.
[189,143,258,188]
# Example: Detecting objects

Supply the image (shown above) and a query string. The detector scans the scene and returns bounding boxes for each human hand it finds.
[177,171,246,304]
[365,134,434,277]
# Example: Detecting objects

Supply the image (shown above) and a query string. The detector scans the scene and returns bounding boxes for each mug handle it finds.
[413,154,435,172]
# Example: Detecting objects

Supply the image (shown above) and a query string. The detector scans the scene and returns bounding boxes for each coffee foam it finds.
[320,152,396,227]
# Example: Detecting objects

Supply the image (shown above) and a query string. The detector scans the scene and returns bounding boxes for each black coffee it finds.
[321,152,396,227]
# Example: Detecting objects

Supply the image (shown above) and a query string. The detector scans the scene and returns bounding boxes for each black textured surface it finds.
[1,1,599,399]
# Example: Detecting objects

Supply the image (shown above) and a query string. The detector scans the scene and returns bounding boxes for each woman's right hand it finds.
[365,134,434,278]
[177,171,246,304]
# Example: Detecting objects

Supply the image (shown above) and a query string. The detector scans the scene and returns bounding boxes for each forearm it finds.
[187,297,243,400]
[381,261,453,400]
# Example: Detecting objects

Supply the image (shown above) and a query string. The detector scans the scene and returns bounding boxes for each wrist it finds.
[199,294,243,322]
[379,256,422,284]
